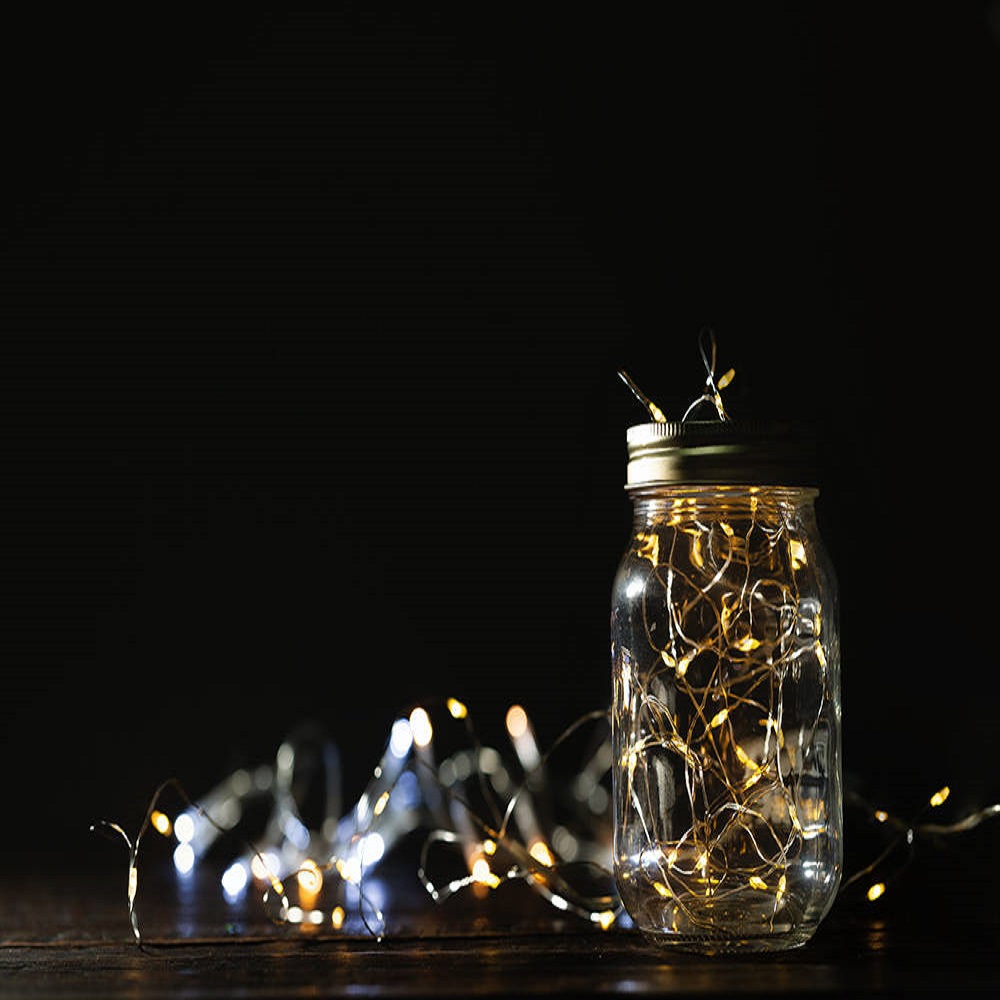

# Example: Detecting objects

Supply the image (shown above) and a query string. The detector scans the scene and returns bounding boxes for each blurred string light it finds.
[93,696,1000,945]
[93,698,620,944]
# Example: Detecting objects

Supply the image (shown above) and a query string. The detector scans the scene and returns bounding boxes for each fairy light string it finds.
[95,698,1000,944]
[841,787,1000,904]
[95,337,999,943]
[95,697,622,945]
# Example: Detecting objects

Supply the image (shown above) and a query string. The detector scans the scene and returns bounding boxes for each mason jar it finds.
[611,419,842,953]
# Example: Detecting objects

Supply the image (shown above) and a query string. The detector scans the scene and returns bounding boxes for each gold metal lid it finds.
[625,419,818,489]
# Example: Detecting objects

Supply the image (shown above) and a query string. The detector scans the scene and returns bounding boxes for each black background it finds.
[2,7,998,868]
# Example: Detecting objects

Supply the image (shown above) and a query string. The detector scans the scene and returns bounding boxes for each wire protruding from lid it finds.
[617,370,667,423]
[681,327,735,422]
[619,328,735,426]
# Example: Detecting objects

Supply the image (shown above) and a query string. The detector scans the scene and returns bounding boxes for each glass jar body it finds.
[611,486,842,953]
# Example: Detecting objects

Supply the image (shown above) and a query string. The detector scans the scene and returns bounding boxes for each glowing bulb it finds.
[709,708,729,728]
[447,698,467,719]
[331,906,345,929]
[930,787,950,807]
[297,859,323,895]
[231,768,251,796]
[337,857,362,885]
[251,851,280,881]
[389,718,413,759]
[173,842,195,875]
[222,861,248,898]
[471,857,500,888]
[150,810,171,836]
[529,841,554,868]
[173,812,195,844]
[505,705,528,739]
[409,707,433,748]
[276,742,295,774]
[359,832,385,867]
[662,649,693,678]
[789,538,807,569]
[867,882,886,901]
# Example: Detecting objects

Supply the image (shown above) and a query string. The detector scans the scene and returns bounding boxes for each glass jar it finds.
[611,419,842,953]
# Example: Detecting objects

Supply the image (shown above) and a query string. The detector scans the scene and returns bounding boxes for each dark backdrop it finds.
[2,7,997,866]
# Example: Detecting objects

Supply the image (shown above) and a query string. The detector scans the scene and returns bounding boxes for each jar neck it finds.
[626,484,818,524]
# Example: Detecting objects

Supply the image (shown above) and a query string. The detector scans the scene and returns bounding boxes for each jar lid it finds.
[625,419,818,489]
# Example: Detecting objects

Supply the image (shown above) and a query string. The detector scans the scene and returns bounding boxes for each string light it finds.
[93,698,999,945]
[839,786,1000,905]
[620,326,734,426]
[94,699,622,944]
[618,370,668,423]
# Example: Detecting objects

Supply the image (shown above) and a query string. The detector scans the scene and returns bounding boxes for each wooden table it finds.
[2,825,996,998]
